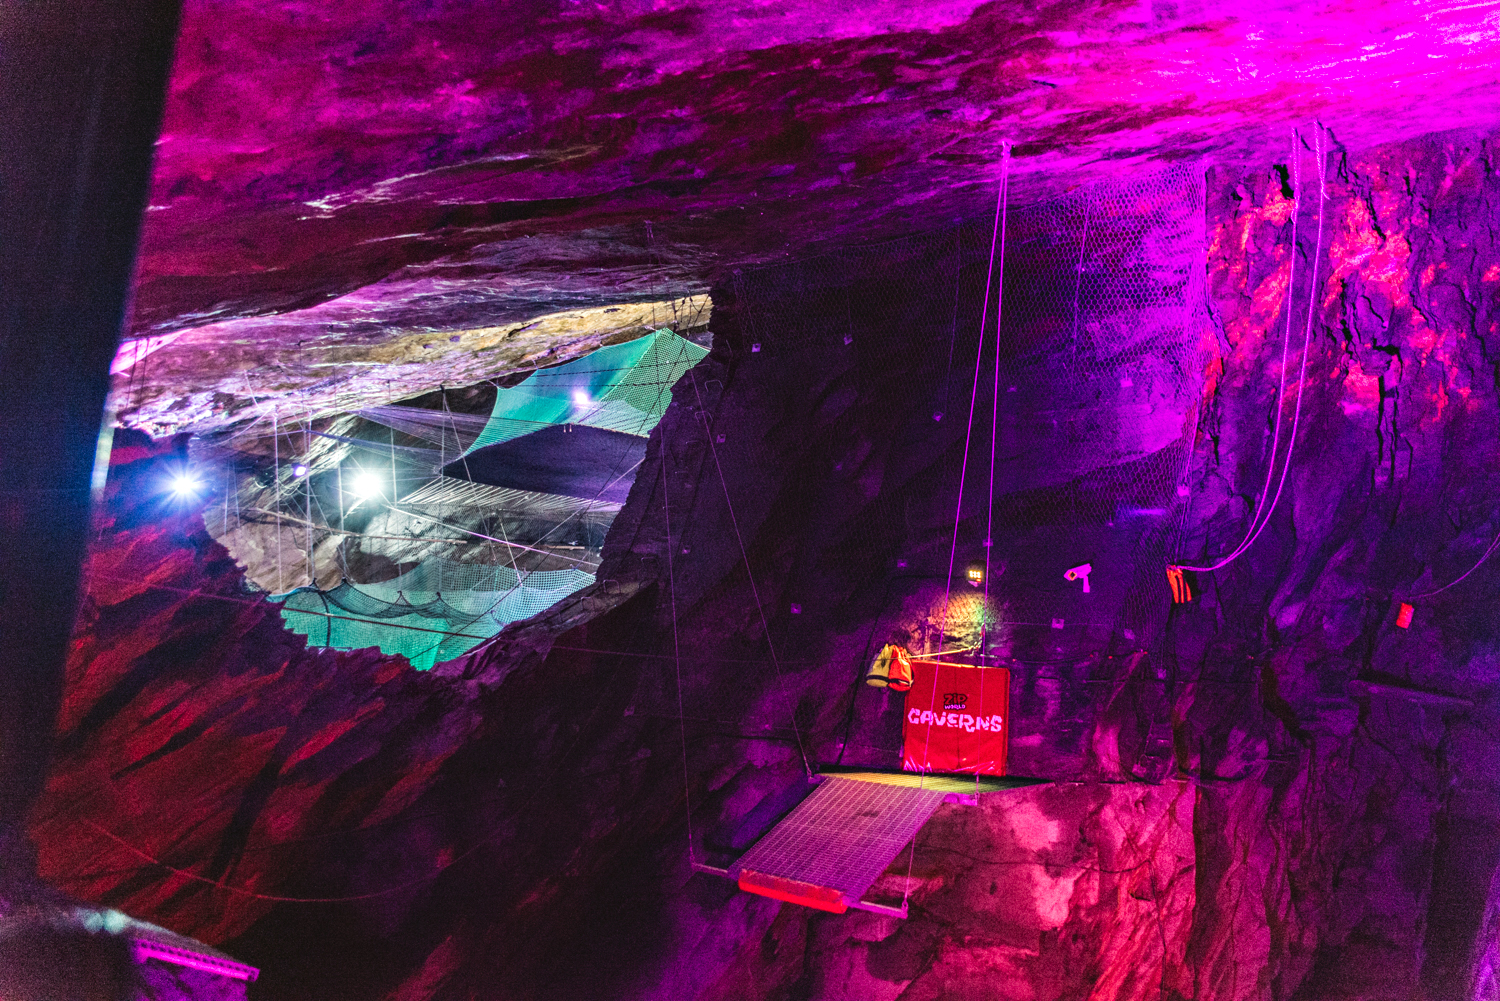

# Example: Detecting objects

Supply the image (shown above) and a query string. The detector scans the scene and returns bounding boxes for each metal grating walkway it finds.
[729,776,947,911]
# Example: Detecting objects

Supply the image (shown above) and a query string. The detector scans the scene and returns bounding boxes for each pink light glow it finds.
[131,938,260,982]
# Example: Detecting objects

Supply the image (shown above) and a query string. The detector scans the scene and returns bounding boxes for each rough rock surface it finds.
[117,0,1500,434]
[33,127,1500,1000]
[118,295,709,436]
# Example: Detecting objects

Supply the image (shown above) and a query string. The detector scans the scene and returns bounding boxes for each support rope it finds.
[977,142,1013,789]
[915,142,1011,906]
[660,415,694,865]
[690,372,812,779]
[1177,125,1326,572]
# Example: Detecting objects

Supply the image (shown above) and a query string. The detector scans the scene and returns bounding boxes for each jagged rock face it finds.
[120,0,1500,433]
[117,295,710,436]
[34,127,1500,1000]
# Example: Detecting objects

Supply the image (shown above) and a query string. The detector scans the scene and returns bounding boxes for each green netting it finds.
[264,332,701,668]
[270,561,596,670]
[463,328,708,452]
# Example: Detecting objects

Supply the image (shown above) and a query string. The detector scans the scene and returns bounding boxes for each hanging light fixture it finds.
[965,563,984,588]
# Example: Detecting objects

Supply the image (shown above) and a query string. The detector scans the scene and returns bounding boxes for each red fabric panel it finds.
[901,660,1009,776]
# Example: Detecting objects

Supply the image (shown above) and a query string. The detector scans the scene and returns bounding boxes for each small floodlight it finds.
[966,564,984,588]
[349,469,382,500]
[571,388,591,410]
[292,463,309,477]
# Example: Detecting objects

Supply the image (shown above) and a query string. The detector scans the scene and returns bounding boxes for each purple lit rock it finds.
[31,4,1500,995]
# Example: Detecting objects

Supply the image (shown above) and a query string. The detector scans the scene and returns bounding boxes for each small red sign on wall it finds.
[902,660,1009,776]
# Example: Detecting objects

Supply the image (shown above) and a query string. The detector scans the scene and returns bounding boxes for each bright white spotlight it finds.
[291,463,308,477]
[169,471,201,497]
[349,469,382,500]
[570,388,591,410]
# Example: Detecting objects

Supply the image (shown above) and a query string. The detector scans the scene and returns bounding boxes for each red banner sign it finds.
[901,660,1009,776]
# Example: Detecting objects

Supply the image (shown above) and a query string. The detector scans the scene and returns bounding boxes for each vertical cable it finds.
[690,372,812,778]
[337,463,345,578]
[305,419,313,586]
[1176,127,1310,572]
[978,143,1013,788]
[660,417,693,864]
[981,150,1012,651]
[273,408,282,593]
[916,142,1012,906]
[938,145,1011,652]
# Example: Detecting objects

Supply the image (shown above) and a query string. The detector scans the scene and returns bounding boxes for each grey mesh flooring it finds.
[730,776,947,906]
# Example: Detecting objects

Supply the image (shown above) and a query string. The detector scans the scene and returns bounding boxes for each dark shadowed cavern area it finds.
[9,2,1500,1000]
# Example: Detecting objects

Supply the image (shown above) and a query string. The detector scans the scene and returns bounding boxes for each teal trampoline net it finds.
[270,560,597,670]
[463,328,709,452]
[265,328,708,670]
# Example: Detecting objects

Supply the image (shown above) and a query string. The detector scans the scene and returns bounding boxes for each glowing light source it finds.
[349,469,382,500]
[168,471,201,498]
[292,463,308,477]
[965,564,984,588]
[570,388,591,410]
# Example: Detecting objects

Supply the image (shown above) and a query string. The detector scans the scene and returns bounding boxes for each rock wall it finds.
[31,127,1500,1000]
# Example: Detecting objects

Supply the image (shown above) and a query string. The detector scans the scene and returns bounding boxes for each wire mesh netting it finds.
[463,329,709,452]
[716,163,1212,701]
[231,329,711,669]
[270,557,597,670]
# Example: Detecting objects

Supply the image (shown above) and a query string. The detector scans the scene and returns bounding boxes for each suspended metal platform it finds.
[695,770,1053,917]
[729,775,945,915]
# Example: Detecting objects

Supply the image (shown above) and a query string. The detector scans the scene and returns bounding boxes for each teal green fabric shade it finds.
[463,328,709,453]
[270,561,596,670]
[268,329,706,670]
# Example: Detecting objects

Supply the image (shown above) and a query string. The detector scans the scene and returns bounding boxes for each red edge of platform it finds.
[738,868,848,914]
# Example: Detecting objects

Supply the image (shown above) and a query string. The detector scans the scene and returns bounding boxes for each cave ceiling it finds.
[119,0,1500,434]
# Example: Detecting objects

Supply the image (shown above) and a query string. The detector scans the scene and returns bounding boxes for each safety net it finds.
[726,163,1212,656]
[623,163,1213,751]
[270,558,596,670]
[461,328,709,453]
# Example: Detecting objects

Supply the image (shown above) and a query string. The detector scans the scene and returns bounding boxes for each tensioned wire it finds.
[976,142,1014,789]
[912,142,1011,909]
[1175,125,1325,573]
[690,368,813,780]
[660,404,694,866]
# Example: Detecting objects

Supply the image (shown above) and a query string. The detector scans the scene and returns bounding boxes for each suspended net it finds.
[462,328,709,452]
[338,329,705,472]
[355,406,489,460]
[732,165,1211,658]
[634,164,1212,748]
[270,558,597,670]
[254,331,711,669]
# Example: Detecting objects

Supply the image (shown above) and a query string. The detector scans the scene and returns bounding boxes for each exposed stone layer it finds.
[33,128,1500,1000]
[116,0,1500,436]
[116,295,709,436]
